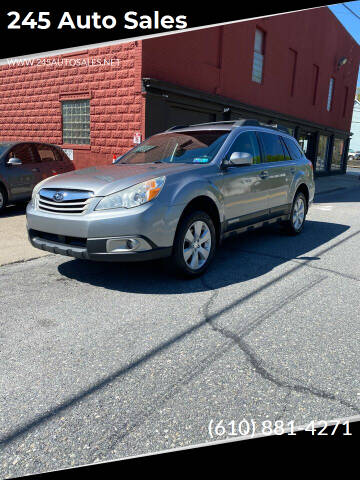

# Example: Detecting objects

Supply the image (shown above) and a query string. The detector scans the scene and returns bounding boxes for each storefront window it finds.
[316,135,329,172]
[331,138,344,170]
[298,134,309,155]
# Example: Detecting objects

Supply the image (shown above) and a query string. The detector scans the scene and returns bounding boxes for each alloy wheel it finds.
[183,220,212,270]
[292,197,305,231]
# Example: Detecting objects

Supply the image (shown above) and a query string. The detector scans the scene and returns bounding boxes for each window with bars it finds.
[327,78,334,112]
[252,28,265,84]
[62,99,90,145]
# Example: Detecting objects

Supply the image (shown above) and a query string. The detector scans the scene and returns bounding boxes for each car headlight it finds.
[95,176,166,210]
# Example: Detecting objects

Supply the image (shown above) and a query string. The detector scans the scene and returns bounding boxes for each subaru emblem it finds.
[53,192,64,202]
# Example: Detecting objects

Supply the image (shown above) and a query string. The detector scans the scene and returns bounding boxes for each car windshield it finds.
[115,130,230,165]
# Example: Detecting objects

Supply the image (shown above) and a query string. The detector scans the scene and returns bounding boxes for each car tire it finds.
[0,185,7,213]
[171,210,217,277]
[284,191,307,235]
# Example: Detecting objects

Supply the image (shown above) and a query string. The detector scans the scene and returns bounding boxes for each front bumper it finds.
[28,229,172,262]
[26,200,183,262]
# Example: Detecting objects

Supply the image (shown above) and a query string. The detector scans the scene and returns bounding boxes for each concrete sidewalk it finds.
[315,171,360,196]
[0,205,49,267]
[0,172,359,267]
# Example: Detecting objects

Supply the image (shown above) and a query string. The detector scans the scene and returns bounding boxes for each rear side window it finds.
[52,146,66,162]
[9,144,37,164]
[283,137,303,160]
[36,145,56,163]
[258,132,286,162]
[227,131,261,164]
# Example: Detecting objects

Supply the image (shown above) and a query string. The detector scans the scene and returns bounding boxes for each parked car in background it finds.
[27,120,315,277]
[348,149,360,161]
[0,142,74,212]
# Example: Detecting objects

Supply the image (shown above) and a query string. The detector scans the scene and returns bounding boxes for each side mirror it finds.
[228,152,253,166]
[7,157,22,166]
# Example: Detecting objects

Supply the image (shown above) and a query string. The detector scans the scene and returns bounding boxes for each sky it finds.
[329,1,360,87]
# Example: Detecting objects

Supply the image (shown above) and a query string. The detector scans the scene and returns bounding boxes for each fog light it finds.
[106,237,152,253]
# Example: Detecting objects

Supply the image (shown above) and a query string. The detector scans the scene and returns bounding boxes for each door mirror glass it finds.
[228,151,253,166]
[7,157,22,166]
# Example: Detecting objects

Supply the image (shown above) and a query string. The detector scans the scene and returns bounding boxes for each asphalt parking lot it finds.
[1,174,360,478]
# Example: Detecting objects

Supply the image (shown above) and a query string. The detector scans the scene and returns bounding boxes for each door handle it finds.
[260,170,269,179]
[31,168,40,172]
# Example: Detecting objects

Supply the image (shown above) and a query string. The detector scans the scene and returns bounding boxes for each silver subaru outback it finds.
[27,120,315,276]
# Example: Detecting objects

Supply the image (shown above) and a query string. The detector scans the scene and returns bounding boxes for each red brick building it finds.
[0,7,359,174]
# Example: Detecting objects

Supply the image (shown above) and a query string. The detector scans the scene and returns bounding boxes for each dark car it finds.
[0,141,74,212]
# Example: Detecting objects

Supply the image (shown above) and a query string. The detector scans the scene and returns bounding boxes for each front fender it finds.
[288,167,315,206]
[168,175,225,223]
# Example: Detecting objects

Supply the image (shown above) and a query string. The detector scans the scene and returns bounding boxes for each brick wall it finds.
[0,41,144,169]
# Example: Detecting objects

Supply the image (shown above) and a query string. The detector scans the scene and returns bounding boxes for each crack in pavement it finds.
[104,339,236,451]
[96,278,329,449]
[200,275,360,414]
[2,229,360,451]
[105,229,360,446]
[84,279,329,450]
[0,254,52,268]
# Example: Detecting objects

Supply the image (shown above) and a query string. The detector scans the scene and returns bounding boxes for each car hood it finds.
[39,163,201,196]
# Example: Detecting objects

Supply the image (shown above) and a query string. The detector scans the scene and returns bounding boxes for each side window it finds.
[8,144,36,164]
[283,137,303,160]
[36,145,56,163]
[259,132,285,162]
[280,138,291,161]
[227,131,261,164]
[51,146,65,162]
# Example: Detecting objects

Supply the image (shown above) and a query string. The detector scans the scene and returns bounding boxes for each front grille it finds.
[30,229,87,248]
[38,189,94,215]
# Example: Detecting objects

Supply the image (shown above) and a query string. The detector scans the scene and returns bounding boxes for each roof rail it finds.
[166,125,190,131]
[165,119,292,134]
[191,119,261,127]
[235,119,261,127]
[166,119,262,131]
